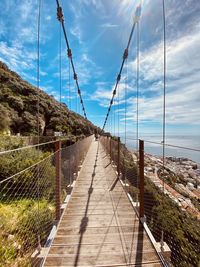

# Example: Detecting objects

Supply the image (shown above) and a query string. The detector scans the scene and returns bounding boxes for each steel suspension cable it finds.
[136,21,140,206]
[56,0,87,120]
[36,0,42,252]
[68,55,72,184]
[59,22,62,109]
[123,59,128,187]
[136,22,140,154]
[102,3,142,131]
[118,83,120,137]
[111,106,114,136]
[161,0,167,251]
[68,58,71,110]
[125,59,128,147]
[114,98,116,136]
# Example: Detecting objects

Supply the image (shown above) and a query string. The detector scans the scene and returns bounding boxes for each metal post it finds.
[117,137,120,178]
[55,140,61,220]
[139,139,144,218]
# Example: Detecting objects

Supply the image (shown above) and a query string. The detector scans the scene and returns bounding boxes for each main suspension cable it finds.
[102,3,142,131]
[56,0,87,120]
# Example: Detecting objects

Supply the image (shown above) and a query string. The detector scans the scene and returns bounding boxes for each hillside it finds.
[0,61,98,137]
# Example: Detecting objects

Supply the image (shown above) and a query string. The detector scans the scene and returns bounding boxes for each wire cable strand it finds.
[56,0,87,120]
[161,0,167,251]
[36,0,42,252]
[102,3,142,131]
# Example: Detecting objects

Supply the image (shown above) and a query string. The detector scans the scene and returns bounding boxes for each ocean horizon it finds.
[121,135,200,163]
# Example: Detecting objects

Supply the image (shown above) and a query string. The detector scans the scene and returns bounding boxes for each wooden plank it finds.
[43,140,162,267]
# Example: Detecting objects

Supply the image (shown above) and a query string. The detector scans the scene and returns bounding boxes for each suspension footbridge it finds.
[42,139,162,267]
[0,0,199,266]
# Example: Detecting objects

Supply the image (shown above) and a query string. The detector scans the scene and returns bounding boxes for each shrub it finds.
[16,201,54,252]
[0,104,10,132]
[0,200,54,266]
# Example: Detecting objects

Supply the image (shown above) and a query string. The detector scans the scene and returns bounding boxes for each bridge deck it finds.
[43,140,162,267]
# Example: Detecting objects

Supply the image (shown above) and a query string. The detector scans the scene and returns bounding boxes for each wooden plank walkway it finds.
[43,139,162,267]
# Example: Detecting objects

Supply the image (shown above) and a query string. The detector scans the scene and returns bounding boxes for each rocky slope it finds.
[0,61,99,137]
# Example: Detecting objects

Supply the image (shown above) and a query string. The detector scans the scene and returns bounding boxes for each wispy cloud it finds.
[127,22,200,126]
[0,0,199,133]
[100,23,118,28]
[93,12,200,127]
[0,41,36,72]
[92,80,133,108]
[0,0,55,75]
[70,25,83,44]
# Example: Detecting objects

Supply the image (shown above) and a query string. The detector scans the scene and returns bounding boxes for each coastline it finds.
[131,149,200,219]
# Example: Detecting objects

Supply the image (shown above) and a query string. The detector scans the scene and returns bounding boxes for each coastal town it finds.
[143,153,200,219]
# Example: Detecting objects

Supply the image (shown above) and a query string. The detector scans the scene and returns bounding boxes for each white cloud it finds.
[70,25,83,44]
[73,0,104,12]
[94,18,200,128]
[0,0,54,75]
[0,41,36,72]
[124,23,200,126]
[45,15,51,21]
[134,22,200,83]
[92,80,134,108]
[100,23,118,28]
[126,82,200,126]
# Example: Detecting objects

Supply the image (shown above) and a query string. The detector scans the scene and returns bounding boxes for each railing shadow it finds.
[134,222,144,266]
[73,141,99,267]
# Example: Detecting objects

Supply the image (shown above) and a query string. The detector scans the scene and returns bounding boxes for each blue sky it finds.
[0,0,199,140]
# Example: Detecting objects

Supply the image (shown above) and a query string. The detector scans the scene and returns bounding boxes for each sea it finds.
[121,135,200,164]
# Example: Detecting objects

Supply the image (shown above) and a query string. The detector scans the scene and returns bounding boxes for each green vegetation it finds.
[0,145,53,182]
[144,178,200,267]
[116,140,200,267]
[0,103,10,133]
[0,200,54,267]
[0,61,99,266]
[0,137,56,266]
[0,61,99,137]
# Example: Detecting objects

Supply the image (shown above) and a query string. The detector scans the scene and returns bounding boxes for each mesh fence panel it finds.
[100,136,200,266]
[120,141,139,200]
[100,136,139,202]
[143,143,200,267]
[0,135,93,267]
[61,135,93,193]
[0,152,56,267]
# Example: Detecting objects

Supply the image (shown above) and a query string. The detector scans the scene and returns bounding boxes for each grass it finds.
[0,199,55,267]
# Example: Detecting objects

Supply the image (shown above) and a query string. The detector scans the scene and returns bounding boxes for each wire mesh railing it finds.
[100,136,139,202]
[0,135,93,267]
[100,135,200,267]
[0,152,56,267]
[61,135,94,191]
[143,141,200,267]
